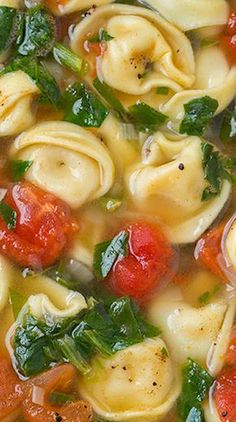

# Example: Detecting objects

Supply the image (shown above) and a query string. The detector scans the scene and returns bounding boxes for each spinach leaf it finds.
[49,391,75,405]
[14,296,159,377]
[18,6,56,57]
[93,77,127,118]
[180,96,219,136]
[201,142,236,201]
[0,6,17,55]
[156,86,169,95]
[129,101,168,133]
[198,285,220,305]
[93,230,129,280]
[64,83,109,127]
[220,108,236,143]
[10,160,33,181]
[88,28,114,43]
[178,358,213,421]
[1,55,62,108]
[0,202,17,230]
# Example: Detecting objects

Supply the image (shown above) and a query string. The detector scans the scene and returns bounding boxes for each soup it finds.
[0,0,235,421]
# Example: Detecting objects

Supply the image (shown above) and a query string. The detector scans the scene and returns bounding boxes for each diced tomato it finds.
[220,11,236,63]
[224,326,236,367]
[194,225,227,282]
[0,182,77,269]
[0,357,24,420]
[107,222,176,301]
[214,366,236,421]
[22,364,93,422]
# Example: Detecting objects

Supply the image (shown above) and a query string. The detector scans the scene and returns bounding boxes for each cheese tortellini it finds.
[126,132,231,244]
[0,71,39,137]
[0,0,22,7]
[78,337,180,421]
[142,0,229,31]
[71,4,195,98]
[162,46,236,128]
[10,121,115,209]
[148,287,236,376]
[50,0,113,15]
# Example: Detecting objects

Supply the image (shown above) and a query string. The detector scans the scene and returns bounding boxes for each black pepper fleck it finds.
[178,163,185,171]
[54,413,63,422]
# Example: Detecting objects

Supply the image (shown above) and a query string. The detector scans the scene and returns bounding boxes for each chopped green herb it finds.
[49,391,75,406]
[220,109,236,143]
[53,42,88,76]
[161,347,169,358]
[198,285,220,305]
[0,202,17,230]
[200,38,219,48]
[9,288,27,320]
[89,28,114,43]
[98,196,122,212]
[93,231,129,280]
[177,358,213,422]
[0,6,17,55]
[93,77,127,118]
[180,96,218,136]
[14,296,159,377]
[129,101,168,133]
[1,56,62,108]
[18,6,56,57]
[10,160,33,181]
[64,82,109,127]
[156,86,169,95]
[201,142,236,201]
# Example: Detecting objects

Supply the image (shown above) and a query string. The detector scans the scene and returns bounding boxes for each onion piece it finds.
[65,259,94,285]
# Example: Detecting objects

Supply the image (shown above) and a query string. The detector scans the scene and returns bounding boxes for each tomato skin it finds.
[194,226,227,282]
[108,222,175,301]
[220,11,236,63]
[0,182,76,269]
[0,357,24,419]
[214,367,236,422]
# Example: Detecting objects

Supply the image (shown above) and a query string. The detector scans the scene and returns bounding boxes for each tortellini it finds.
[10,121,115,209]
[0,0,22,7]
[126,132,231,244]
[0,255,13,313]
[17,275,87,322]
[148,287,236,375]
[0,71,39,137]
[162,46,236,128]
[71,4,195,97]
[51,0,113,15]
[142,0,229,31]
[78,337,180,421]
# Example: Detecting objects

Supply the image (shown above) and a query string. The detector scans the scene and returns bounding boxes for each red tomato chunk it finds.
[0,182,77,269]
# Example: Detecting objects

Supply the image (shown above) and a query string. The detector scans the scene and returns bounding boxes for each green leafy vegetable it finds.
[9,288,27,319]
[180,96,218,136]
[64,83,109,127]
[10,160,33,181]
[14,296,160,377]
[18,6,56,57]
[53,42,87,76]
[0,202,17,230]
[93,231,129,280]
[156,86,169,95]
[88,28,114,43]
[1,55,62,108]
[49,391,75,406]
[178,358,213,422]
[201,142,236,201]
[129,101,168,132]
[220,108,236,143]
[198,285,220,305]
[0,6,17,55]
[93,77,127,118]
